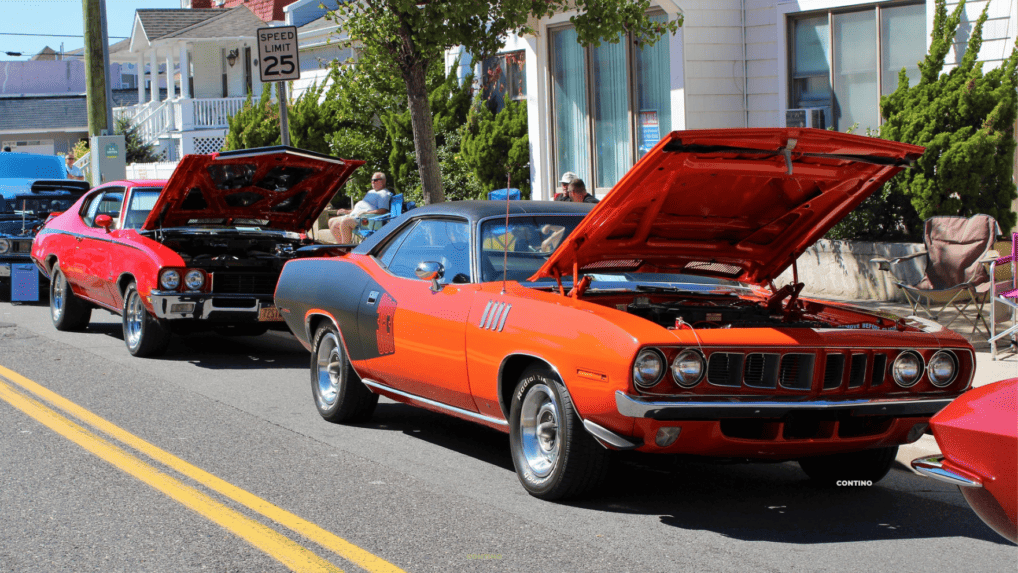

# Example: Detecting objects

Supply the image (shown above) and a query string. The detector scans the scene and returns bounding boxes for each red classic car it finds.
[273,128,975,500]
[912,378,1017,544]
[32,146,361,357]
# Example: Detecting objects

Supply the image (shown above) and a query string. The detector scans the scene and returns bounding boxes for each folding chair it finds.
[353,193,404,242]
[989,232,1018,359]
[872,214,1000,335]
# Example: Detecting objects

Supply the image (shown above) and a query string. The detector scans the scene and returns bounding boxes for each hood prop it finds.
[780,138,798,175]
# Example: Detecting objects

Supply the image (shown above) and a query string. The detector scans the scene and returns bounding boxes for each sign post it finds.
[256,26,300,147]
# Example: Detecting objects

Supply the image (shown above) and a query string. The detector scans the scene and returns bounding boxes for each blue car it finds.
[0,154,89,300]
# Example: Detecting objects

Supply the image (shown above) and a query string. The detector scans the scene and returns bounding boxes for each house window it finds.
[789,2,925,132]
[481,50,526,112]
[550,13,673,193]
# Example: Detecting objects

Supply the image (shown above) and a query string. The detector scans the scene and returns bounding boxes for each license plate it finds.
[258,306,283,322]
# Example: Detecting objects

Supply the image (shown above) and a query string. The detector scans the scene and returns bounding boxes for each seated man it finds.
[328,172,392,243]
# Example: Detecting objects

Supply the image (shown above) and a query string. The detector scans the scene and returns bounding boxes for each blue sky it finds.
[1,0,181,61]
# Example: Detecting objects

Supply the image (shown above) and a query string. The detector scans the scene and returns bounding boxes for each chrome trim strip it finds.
[615,391,954,420]
[496,303,511,332]
[484,302,503,330]
[362,380,508,427]
[479,300,493,327]
[582,419,642,450]
[911,455,982,488]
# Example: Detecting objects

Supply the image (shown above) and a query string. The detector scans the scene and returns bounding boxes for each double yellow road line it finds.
[0,365,405,573]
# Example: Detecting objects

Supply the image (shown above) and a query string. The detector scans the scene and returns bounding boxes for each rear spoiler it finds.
[30,179,91,194]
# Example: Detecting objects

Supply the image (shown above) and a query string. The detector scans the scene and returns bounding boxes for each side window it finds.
[81,189,124,228]
[383,218,471,283]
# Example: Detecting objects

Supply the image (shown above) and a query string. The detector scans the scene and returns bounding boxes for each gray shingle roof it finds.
[136,8,224,41]
[0,90,167,133]
[161,6,266,40]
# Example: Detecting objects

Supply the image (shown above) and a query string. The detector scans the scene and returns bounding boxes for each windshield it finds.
[479,215,585,283]
[122,187,162,229]
[0,154,65,180]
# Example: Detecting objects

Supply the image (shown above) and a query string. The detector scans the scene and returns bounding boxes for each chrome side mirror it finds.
[415,261,445,292]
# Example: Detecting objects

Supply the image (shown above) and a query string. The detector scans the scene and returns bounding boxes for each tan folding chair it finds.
[989,232,1018,359]
[872,215,1000,335]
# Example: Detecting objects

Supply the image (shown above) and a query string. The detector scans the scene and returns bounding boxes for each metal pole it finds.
[99,0,114,133]
[278,81,290,146]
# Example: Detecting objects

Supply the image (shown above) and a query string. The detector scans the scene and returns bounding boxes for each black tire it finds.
[49,265,91,331]
[798,445,899,485]
[509,365,610,500]
[310,323,378,423]
[122,282,171,357]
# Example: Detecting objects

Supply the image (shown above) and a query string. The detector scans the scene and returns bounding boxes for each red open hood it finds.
[534,128,924,285]
[143,146,363,232]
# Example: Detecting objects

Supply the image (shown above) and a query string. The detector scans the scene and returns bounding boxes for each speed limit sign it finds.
[256,26,300,83]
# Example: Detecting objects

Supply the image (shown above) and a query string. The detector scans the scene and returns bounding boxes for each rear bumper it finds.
[149,291,282,322]
[615,391,954,420]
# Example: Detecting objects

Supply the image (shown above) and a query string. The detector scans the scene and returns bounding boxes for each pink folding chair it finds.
[989,232,1018,359]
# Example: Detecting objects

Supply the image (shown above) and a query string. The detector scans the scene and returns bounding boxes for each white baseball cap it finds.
[559,172,579,184]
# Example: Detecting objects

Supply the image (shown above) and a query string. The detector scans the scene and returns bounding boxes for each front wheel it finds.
[50,265,91,331]
[311,323,377,423]
[122,282,171,357]
[798,445,899,485]
[509,366,609,500]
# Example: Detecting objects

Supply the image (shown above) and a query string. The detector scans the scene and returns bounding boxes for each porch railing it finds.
[111,96,249,148]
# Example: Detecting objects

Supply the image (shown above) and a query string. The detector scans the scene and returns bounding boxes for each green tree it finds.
[878,0,1017,238]
[330,1,681,204]
[114,116,159,163]
[223,84,281,150]
[461,97,530,197]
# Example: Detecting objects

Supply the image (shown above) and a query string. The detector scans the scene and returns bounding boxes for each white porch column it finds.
[178,43,190,99]
[166,50,175,101]
[137,52,145,105]
[149,49,158,103]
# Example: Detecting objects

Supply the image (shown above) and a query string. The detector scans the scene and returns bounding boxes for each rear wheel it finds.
[122,282,171,357]
[509,366,609,500]
[798,446,899,485]
[311,323,377,423]
[49,265,91,331]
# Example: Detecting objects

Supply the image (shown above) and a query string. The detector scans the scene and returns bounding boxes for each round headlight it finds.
[892,350,924,388]
[928,351,958,387]
[159,269,181,291]
[0,238,10,254]
[633,349,665,389]
[671,349,705,388]
[183,269,205,291]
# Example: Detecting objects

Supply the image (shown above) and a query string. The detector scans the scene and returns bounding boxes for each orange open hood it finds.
[534,128,924,285]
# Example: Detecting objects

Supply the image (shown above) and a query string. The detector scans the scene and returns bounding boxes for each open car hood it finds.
[534,128,924,285]
[142,146,363,232]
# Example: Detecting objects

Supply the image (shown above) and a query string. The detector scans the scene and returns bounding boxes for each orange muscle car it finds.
[274,129,973,500]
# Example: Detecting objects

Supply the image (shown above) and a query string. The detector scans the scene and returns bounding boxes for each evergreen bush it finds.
[460,97,530,198]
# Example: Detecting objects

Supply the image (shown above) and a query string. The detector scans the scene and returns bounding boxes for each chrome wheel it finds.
[50,272,66,322]
[519,384,560,479]
[315,331,343,410]
[124,289,145,351]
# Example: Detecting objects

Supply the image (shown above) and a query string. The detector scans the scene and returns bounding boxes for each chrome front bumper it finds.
[149,291,279,321]
[615,391,954,420]
[911,455,983,487]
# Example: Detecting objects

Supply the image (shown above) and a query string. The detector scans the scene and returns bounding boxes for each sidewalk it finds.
[836,297,1017,470]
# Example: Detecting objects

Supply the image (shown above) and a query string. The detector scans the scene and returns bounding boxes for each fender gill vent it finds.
[479,301,511,332]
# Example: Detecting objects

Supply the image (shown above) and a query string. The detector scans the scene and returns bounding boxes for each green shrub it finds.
[460,97,530,198]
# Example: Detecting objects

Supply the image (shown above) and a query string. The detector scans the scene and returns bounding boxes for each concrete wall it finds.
[774,239,926,301]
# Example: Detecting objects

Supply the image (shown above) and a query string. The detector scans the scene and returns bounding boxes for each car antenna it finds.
[501,172,510,295]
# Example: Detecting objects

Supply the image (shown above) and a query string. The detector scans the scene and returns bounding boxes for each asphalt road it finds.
[1,300,1014,572]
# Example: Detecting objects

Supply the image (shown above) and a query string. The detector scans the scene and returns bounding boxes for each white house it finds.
[483,0,1016,200]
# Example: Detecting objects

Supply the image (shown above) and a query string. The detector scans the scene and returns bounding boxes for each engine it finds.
[155,230,306,272]
[624,296,833,329]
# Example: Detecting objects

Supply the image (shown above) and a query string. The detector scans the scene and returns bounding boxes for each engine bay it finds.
[623,296,834,329]
[150,230,308,271]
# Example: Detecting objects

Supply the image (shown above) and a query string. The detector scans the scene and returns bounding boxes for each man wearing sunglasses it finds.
[329,172,392,243]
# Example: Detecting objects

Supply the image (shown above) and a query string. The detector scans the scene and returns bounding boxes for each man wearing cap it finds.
[554,172,578,201]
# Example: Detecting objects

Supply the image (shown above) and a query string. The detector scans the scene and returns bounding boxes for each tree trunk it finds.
[404,61,445,204]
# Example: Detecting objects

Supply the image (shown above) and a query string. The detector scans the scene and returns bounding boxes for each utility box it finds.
[89,135,127,186]
[11,263,40,302]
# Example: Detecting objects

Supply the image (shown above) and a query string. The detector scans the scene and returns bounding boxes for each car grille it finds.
[705,349,898,392]
[210,272,279,295]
